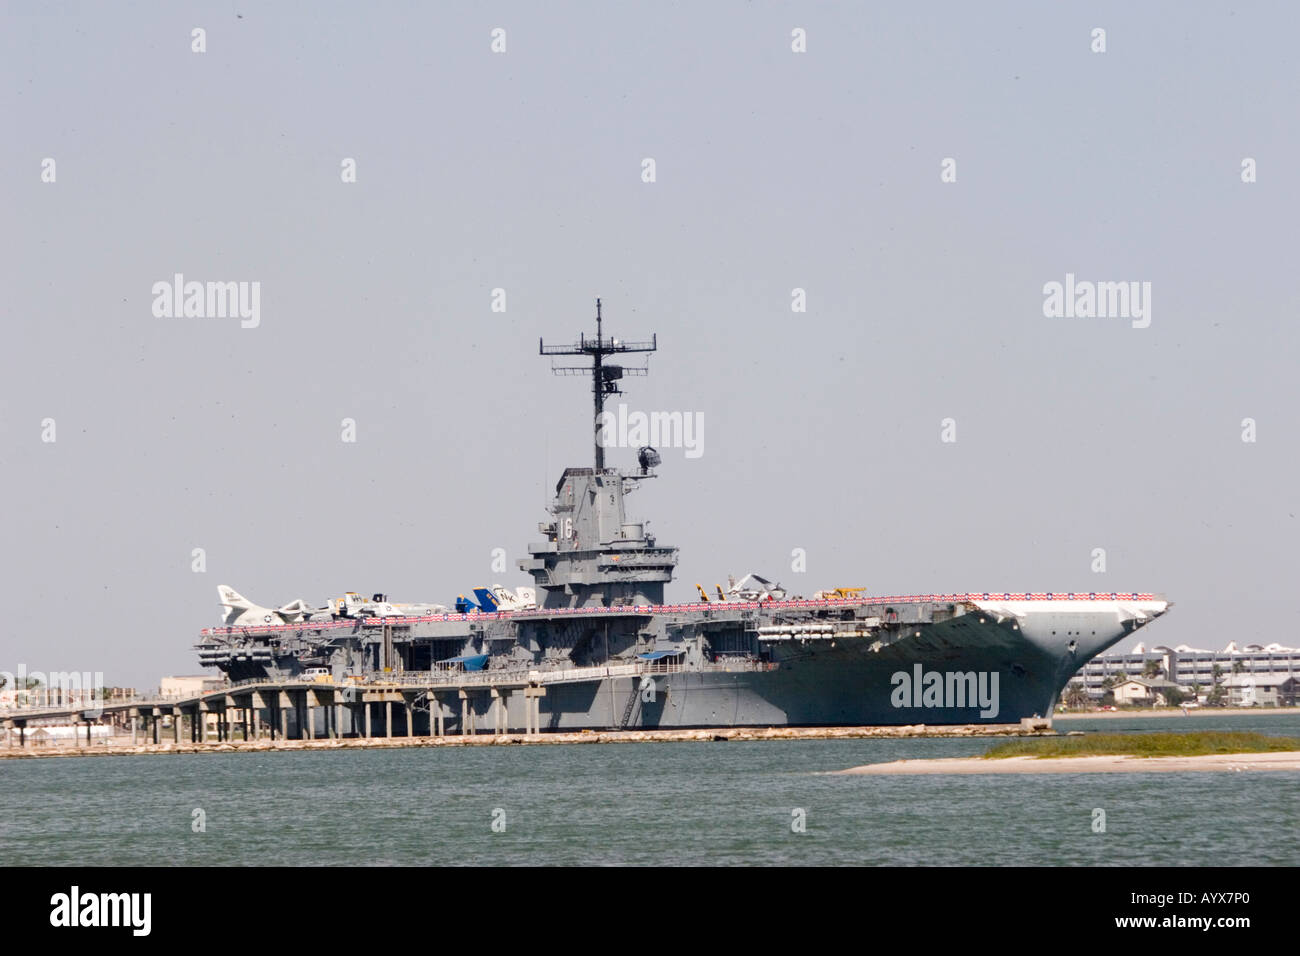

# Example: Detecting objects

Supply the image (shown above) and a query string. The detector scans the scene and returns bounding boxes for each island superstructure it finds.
[195,300,1170,730]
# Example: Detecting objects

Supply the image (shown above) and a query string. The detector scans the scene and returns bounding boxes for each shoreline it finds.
[0,722,1054,760]
[838,751,1300,775]
[1055,707,1300,720]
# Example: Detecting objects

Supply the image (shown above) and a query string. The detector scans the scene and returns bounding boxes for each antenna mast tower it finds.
[540,298,657,471]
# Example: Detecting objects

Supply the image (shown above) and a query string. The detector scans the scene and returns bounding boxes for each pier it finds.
[0,661,700,748]
[0,660,1056,754]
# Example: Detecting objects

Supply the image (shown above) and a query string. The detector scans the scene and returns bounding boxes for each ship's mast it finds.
[539,298,657,471]
[526,300,676,609]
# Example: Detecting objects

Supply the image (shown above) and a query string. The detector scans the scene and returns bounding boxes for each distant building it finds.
[1112,677,1182,707]
[1077,640,1300,703]
[160,675,227,699]
[1221,673,1300,708]
[158,675,231,736]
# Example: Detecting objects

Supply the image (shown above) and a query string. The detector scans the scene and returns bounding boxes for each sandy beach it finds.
[838,751,1300,775]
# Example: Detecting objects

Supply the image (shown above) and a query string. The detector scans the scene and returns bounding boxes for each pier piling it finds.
[459,690,474,735]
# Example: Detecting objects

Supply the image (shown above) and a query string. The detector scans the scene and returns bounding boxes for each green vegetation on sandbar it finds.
[982,731,1300,759]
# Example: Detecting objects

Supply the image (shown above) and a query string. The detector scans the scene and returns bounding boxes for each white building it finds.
[1111,677,1183,707]
[1077,640,1300,702]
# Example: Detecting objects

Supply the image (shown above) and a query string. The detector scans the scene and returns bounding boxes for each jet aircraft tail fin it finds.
[218,585,252,610]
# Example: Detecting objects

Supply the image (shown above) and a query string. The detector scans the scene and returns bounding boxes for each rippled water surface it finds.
[3,713,1297,865]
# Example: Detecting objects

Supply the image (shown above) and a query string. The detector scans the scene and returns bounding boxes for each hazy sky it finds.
[3,2,1298,688]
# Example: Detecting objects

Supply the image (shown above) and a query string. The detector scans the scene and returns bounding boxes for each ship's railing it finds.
[530,663,644,684]
[395,669,531,688]
[642,661,686,675]
[196,658,775,697]
[391,663,649,687]
[700,659,778,673]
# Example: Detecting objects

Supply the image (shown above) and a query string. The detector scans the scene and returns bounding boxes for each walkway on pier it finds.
[0,660,716,747]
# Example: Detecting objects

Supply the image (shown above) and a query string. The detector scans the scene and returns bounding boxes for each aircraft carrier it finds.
[195,301,1170,730]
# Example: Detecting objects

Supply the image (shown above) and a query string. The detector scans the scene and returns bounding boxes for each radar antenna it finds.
[539,298,657,471]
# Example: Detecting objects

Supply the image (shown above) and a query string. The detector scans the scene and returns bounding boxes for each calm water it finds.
[2,714,1297,866]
